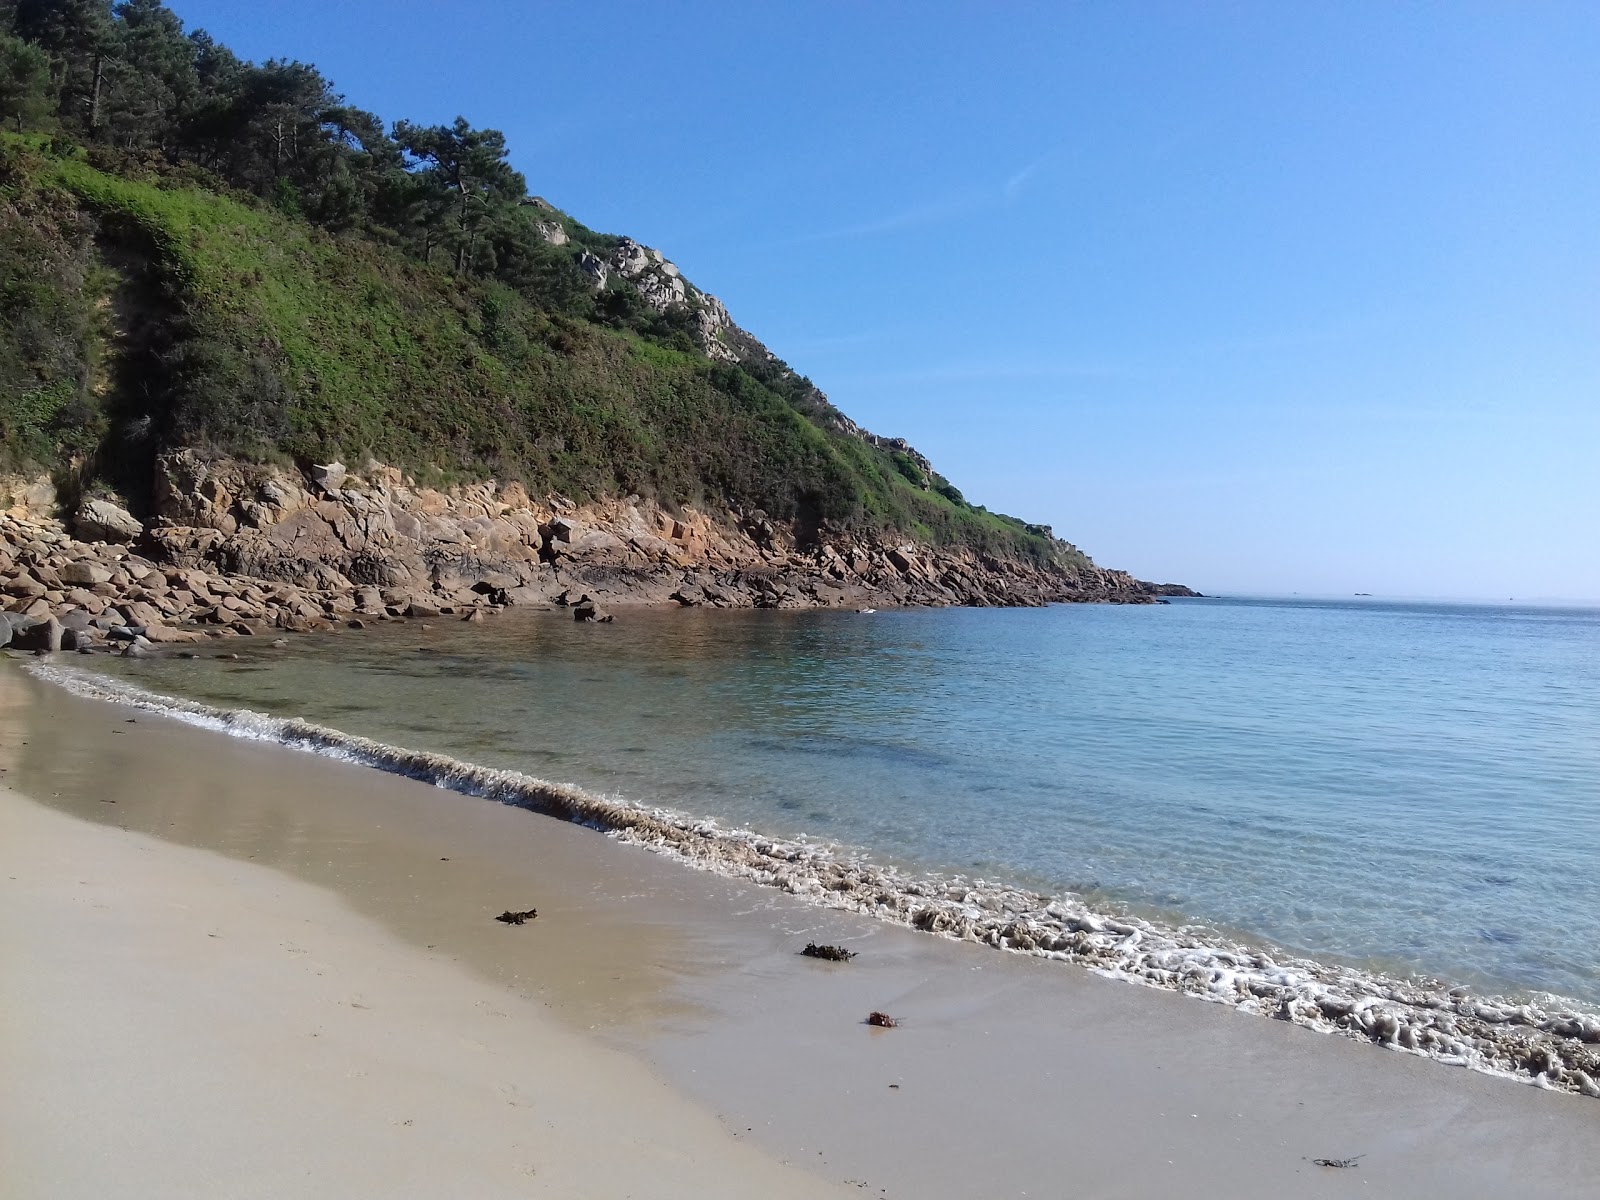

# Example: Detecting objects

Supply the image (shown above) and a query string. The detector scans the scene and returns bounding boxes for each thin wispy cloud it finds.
[828,359,1156,387]
[775,330,890,353]
[796,188,991,243]
[798,151,1055,243]
[1003,152,1051,202]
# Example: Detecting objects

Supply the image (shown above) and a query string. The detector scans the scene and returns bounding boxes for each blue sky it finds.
[171,1,1599,599]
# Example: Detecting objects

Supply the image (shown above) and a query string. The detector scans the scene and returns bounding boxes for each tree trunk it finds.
[89,54,104,137]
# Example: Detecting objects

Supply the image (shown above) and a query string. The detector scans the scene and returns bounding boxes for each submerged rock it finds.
[495,909,538,926]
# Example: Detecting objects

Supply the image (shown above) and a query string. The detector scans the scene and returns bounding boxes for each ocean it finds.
[48,595,1600,1012]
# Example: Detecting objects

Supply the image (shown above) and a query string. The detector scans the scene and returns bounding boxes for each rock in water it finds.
[866,1011,899,1028]
[495,909,538,925]
[572,595,613,623]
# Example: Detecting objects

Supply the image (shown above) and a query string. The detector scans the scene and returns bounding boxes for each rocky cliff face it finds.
[143,450,1157,611]
[0,452,1163,655]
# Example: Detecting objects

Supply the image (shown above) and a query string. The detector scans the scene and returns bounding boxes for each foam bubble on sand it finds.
[29,661,1600,1099]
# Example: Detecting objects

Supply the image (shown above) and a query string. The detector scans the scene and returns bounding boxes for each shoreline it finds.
[27,654,1600,1102]
[2,661,1595,1198]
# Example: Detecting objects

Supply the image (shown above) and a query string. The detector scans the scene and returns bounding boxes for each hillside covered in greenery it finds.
[0,0,1085,567]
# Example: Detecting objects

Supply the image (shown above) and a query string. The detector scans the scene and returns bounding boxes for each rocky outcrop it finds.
[137,450,1155,613]
[581,236,744,365]
[0,450,1166,656]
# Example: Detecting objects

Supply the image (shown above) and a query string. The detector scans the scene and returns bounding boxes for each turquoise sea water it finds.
[76,596,1600,1004]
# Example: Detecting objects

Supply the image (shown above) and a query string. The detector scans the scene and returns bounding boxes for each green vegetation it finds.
[0,1,1084,568]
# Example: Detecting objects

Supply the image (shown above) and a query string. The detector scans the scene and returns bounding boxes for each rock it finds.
[75,499,142,544]
[58,560,113,587]
[495,909,538,925]
[106,625,144,642]
[577,250,608,289]
[406,600,441,619]
[12,617,63,652]
[309,461,347,493]
[140,623,204,644]
[63,587,103,612]
[1,473,58,519]
[119,600,167,629]
[0,612,13,648]
[572,596,613,623]
[887,546,917,573]
[3,575,46,599]
[866,1011,899,1028]
[61,624,94,652]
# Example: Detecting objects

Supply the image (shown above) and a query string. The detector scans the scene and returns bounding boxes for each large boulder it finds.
[61,627,96,651]
[309,461,347,494]
[140,623,204,644]
[75,499,143,544]
[59,560,113,587]
[11,616,63,652]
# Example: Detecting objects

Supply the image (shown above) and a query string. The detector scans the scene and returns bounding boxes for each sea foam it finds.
[28,660,1600,1098]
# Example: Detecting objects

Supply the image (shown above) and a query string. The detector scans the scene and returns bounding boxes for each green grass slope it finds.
[0,137,1083,567]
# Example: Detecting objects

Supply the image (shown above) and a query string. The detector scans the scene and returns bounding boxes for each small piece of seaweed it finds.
[802,942,856,962]
[1312,1156,1364,1169]
[496,909,538,925]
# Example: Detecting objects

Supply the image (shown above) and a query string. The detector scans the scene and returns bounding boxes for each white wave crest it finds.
[26,660,1600,1099]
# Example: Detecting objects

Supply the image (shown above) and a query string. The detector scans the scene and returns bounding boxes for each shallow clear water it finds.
[83,597,1600,1003]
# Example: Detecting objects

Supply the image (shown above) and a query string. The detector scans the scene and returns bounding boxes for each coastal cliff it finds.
[0,447,1167,652]
[0,4,1189,621]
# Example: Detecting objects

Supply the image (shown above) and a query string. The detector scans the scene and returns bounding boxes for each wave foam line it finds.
[27,660,1600,1098]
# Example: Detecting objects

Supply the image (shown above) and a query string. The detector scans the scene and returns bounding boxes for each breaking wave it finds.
[29,660,1600,1098]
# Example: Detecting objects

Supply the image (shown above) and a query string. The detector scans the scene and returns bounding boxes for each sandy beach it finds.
[0,785,857,1199]
[2,661,1595,1199]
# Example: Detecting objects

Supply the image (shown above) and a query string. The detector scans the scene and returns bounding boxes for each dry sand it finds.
[2,662,1595,1199]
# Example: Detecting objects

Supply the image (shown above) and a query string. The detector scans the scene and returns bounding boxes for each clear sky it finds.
[169,1,1599,599]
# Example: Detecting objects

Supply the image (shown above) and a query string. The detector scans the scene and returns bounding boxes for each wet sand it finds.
[1,662,1594,1198]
